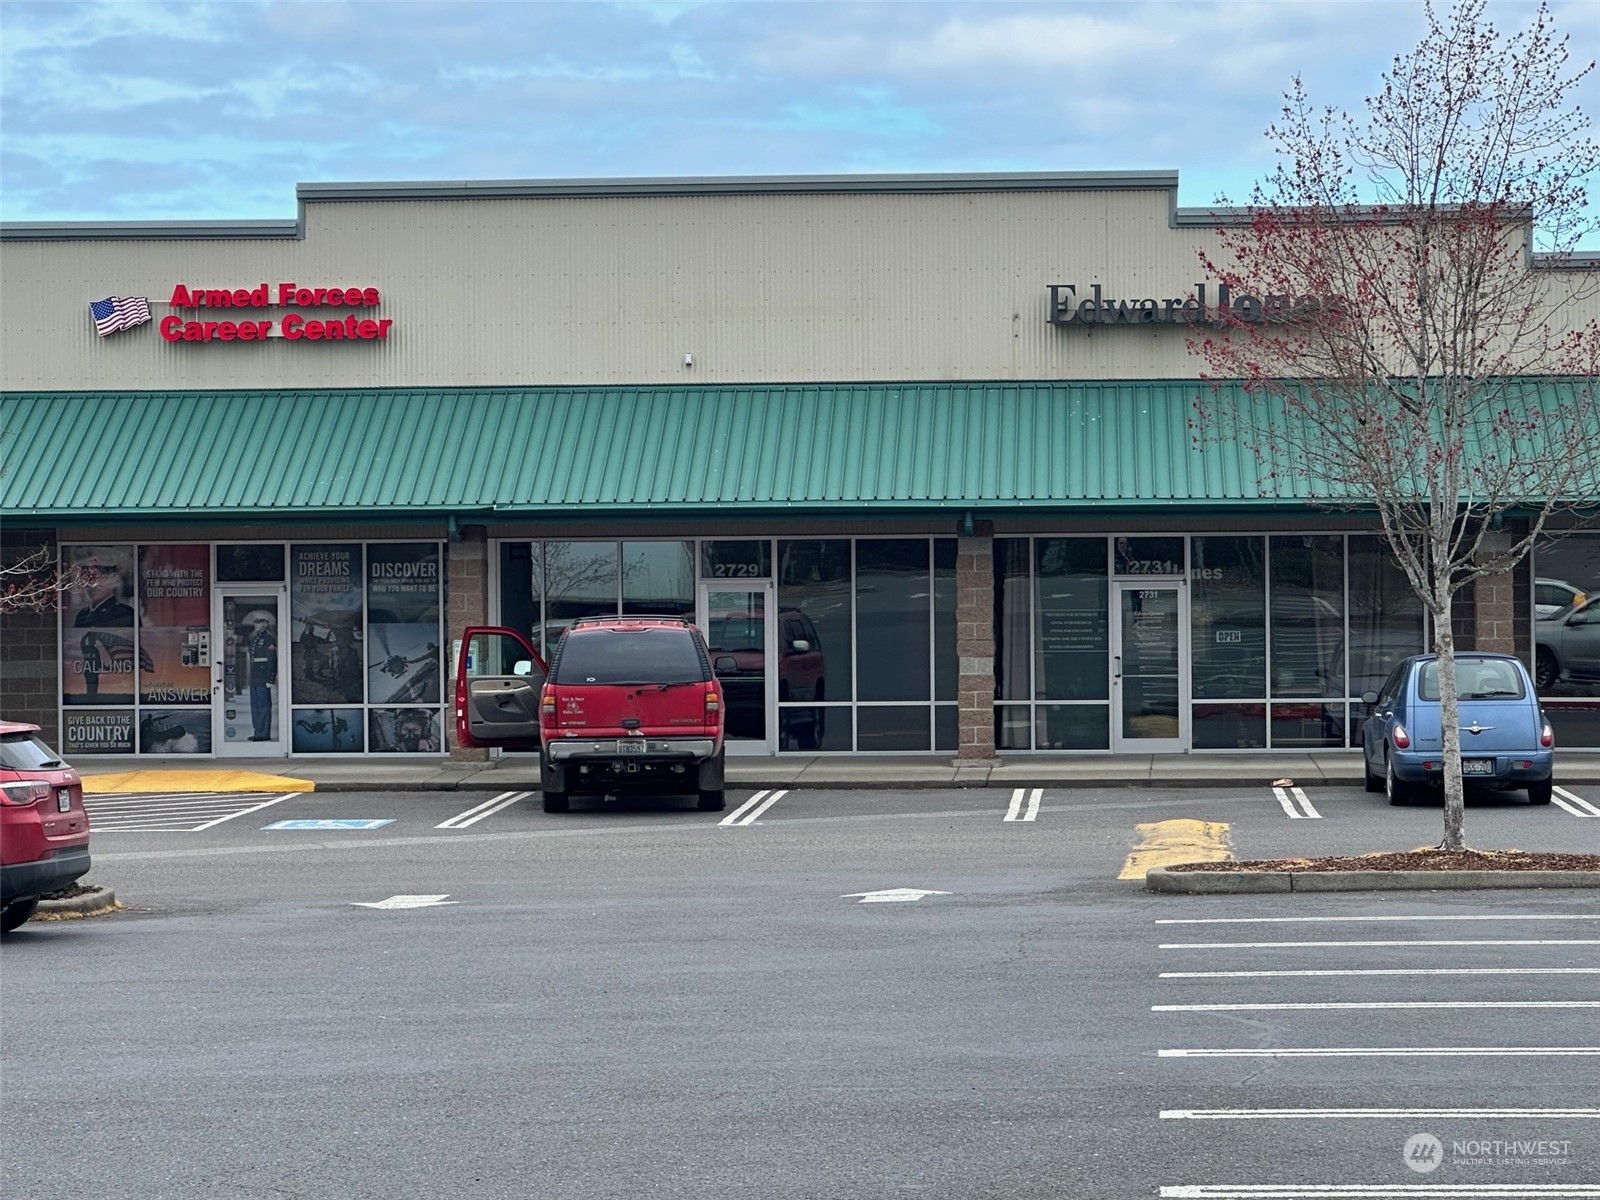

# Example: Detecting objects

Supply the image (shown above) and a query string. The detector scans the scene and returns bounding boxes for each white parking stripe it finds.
[1160,1046,1600,1057]
[1271,786,1321,818]
[719,789,787,827]
[1159,915,1600,924]
[1162,968,1600,978]
[1553,785,1600,816]
[1161,1187,1600,1198]
[1160,1108,1600,1119]
[191,792,300,831]
[1154,1001,1600,1012]
[1003,787,1042,821]
[436,791,530,829]
[1161,939,1600,950]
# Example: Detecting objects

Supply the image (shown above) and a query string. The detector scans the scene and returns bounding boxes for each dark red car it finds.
[1,720,92,933]
[456,617,726,814]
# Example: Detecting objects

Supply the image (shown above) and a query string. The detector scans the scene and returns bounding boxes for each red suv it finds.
[1,721,92,933]
[456,617,726,814]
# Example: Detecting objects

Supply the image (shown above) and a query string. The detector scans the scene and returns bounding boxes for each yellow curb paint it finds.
[1119,818,1233,880]
[80,770,314,795]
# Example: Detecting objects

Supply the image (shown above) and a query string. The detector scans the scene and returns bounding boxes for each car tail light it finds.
[0,781,51,806]
[705,688,721,725]
[1392,724,1410,750]
[1540,721,1554,748]
[541,685,557,732]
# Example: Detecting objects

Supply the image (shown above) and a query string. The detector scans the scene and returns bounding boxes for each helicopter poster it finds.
[366,544,441,705]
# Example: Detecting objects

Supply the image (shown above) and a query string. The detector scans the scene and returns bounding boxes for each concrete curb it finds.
[1146,866,1600,893]
[35,887,119,918]
[305,775,1374,794]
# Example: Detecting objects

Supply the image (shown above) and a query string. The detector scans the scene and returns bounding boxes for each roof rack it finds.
[567,614,696,629]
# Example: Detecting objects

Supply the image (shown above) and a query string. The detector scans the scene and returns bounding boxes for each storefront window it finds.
[290,544,363,707]
[623,541,694,618]
[995,539,1031,702]
[1533,532,1600,747]
[935,539,957,703]
[857,539,932,703]
[1270,535,1345,699]
[543,541,619,654]
[217,544,285,582]
[857,705,931,751]
[1344,535,1426,744]
[778,539,853,706]
[1191,536,1265,701]
[1034,538,1108,702]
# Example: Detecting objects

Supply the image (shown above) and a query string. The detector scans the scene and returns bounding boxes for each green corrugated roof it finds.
[0,381,1585,521]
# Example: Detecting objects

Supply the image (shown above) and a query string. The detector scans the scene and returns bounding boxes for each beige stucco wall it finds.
[0,185,1244,390]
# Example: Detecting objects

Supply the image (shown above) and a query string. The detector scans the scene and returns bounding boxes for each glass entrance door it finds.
[1111,581,1188,753]
[213,585,287,756]
[698,582,776,755]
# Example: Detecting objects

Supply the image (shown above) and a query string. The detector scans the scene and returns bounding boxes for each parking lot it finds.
[5,781,1597,1199]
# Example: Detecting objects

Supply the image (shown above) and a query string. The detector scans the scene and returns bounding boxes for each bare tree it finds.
[1191,0,1600,850]
[1,544,87,615]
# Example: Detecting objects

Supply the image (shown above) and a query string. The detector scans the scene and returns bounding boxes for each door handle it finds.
[1113,655,1122,680]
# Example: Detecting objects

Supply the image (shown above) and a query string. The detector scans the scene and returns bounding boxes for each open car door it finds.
[454,627,548,750]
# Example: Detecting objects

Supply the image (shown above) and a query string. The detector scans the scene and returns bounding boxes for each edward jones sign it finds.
[1046,281,1344,327]
[159,282,392,342]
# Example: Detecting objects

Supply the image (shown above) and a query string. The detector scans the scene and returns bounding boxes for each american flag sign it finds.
[89,295,152,337]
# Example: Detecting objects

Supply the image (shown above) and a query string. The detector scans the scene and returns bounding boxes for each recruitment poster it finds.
[289,544,363,705]
[62,711,135,755]
[62,544,142,706]
[138,544,211,706]
[367,544,441,705]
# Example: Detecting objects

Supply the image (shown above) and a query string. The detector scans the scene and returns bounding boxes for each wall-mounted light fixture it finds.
[683,352,693,368]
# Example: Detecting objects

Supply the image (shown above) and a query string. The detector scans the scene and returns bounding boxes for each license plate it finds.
[1462,759,1494,776]
[57,788,72,812]
[616,739,644,754]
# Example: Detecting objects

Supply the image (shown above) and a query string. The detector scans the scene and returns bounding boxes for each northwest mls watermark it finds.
[1404,1132,1577,1173]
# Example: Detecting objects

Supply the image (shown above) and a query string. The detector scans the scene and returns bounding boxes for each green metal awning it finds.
[0,381,1582,522]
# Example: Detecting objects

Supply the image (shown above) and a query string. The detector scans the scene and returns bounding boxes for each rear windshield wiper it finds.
[1464,689,1521,699]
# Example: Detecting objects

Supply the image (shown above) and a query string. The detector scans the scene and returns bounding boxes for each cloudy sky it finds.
[2,0,1596,243]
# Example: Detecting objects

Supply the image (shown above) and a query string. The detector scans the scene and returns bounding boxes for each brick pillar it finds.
[1472,532,1517,655]
[0,528,63,744]
[446,526,490,761]
[955,529,998,761]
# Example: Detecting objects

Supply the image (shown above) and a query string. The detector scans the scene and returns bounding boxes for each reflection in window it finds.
[857,705,931,751]
[1345,535,1425,701]
[935,539,957,702]
[857,540,931,702]
[1192,537,1265,700]
[995,539,1032,702]
[542,541,618,658]
[1270,536,1345,698]
[1269,702,1345,748]
[778,540,852,703]
[623,541,693,619]
[1534,534,1600,721]
[1034,539,1108,702]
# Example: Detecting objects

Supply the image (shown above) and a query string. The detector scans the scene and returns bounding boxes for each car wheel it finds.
[542,791,569,814]
[0,897,40,934]
[1385,755,1411,806]
[1527,778,1553,805]
[697,788,726,812]
[1535,646,1559,692]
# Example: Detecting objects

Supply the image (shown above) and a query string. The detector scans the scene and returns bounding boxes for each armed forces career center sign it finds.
[88,281,394,344]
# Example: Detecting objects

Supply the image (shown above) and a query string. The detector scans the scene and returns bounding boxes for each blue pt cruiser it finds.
[1360,653,1554,806]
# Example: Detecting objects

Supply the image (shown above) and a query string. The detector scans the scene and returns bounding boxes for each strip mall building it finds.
[3,171,1597,761]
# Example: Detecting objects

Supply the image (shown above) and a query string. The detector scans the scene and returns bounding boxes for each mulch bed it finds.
[1168,849,1600,873]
